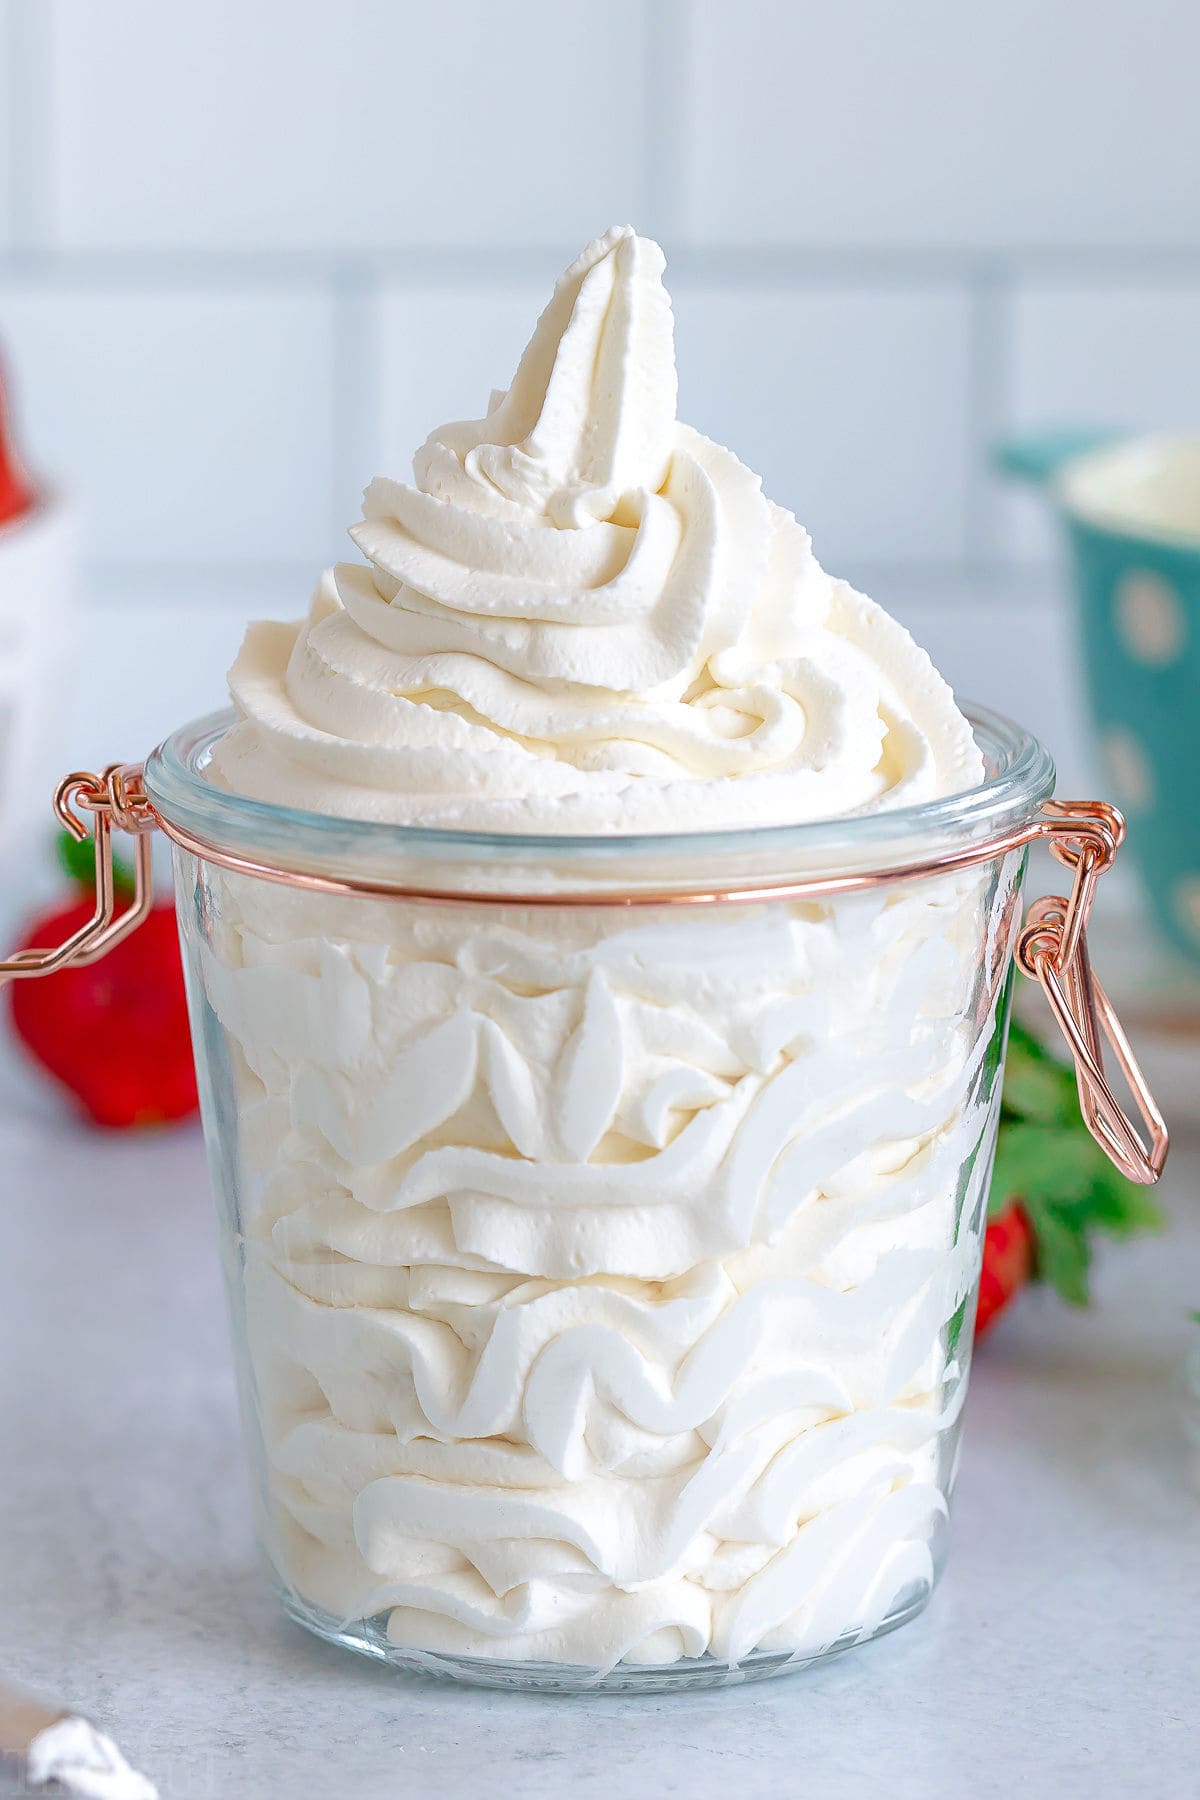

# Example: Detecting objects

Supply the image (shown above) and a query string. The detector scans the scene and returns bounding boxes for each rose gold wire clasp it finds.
[0,764,156,982]
[1017,800,1168,1185]
[0,768,1169,1186]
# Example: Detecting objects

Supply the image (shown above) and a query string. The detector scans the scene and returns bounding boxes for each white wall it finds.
[2,0,1199,795]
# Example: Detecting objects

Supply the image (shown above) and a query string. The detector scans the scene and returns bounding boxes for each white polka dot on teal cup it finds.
[1101,727,1154,811]
[1114,571,1187,666]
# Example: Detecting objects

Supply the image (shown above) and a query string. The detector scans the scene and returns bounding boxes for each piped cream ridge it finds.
[211,226,983,832]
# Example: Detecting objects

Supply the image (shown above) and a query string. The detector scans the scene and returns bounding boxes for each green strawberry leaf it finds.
[999,1018,1077,1126]
[57,827,134,899]
[991,1021,1165,1306]
[989,1121,1098,1217]
[1025,1204,1091,1307]
[1055,1153,1163,1238]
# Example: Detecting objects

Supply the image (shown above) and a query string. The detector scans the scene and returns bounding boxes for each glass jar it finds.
[150,702,1045,1694]
[5,702,1167,1694]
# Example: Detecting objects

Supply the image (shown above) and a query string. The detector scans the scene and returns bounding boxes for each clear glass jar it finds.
[144,703,1054,1694]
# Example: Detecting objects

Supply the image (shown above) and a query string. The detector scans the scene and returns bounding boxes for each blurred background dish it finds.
[1000,430,1200,968]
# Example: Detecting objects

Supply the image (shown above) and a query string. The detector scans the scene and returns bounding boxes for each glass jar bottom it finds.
[276,1579,935,1695]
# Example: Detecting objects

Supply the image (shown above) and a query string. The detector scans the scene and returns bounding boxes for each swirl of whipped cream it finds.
[212,226,983,831]
[202,848,1023,1671]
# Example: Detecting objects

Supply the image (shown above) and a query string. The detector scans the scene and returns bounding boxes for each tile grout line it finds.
[4,244,1200,290]
[5,0,48,252]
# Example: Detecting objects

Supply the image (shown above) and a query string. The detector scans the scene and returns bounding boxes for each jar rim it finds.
[143,702,1055,891]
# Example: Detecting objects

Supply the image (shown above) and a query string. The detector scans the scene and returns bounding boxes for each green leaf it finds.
[56,827,134,899]
[989,1121,1099,1216]
[990,1023,1166,1308]
[1054,1148,1164,1238]
[999,1019,1076,1125]
[1028,1205,1092,1306]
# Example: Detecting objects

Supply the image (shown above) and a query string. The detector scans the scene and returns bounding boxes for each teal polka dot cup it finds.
[999,430,1200,964]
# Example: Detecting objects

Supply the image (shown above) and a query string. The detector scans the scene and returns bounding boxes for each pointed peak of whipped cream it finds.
[416,226,678,527]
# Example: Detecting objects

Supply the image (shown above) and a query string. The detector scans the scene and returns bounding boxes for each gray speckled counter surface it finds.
[1,1049,1197,1800]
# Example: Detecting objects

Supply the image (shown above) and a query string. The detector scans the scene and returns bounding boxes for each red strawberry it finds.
[8,838,199,1128]
[0,355,35,528]
[974,1201,1035,1338]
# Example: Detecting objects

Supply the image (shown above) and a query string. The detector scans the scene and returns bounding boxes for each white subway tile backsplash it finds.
[672,283,972,564]
[0,286,338,565]
[0,0,1188,835]
[366,284,546,494]
[45,0,649,252]
[63,570,310,782]
[1011,283,1200,435]
[684,0,1200,250]
[997,280,1200,560]
[881,570,1100,798]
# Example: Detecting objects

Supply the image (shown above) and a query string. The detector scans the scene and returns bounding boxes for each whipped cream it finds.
[201,228,1005,1676]
[27,1717,156,1800]
[203,856,1018,1670]
[212,226,982,831]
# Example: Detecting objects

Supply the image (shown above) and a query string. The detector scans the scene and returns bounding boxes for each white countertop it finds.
[1,1049,1197,1800]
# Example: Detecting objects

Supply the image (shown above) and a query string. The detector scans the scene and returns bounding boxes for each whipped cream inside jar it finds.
[148,228,1058,1692]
